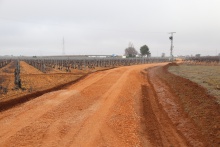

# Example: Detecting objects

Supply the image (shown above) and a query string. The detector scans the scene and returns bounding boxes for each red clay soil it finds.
[0,60,112,111]
[20,61,43,74]
[0,62,218,146]
[0,61,84,103]
[152,63,220,146]
[0,61,15,75]
[0,73,88,112]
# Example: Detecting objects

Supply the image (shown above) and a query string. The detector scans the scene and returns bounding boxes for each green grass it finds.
[168,64,220,103]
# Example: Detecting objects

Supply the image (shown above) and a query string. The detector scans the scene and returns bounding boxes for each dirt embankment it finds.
[0,61,110,111]
[168,64,220,103]
[153,63,220,146]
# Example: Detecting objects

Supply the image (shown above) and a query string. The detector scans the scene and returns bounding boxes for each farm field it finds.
[0,60,108,106]
[0,57,166,106]
[0,61,220,146]
[168,64,220,103]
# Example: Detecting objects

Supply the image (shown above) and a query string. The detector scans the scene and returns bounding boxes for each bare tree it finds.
[124,42,138,57]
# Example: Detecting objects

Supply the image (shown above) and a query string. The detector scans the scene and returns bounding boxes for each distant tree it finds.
[161,53,165,58]
[124,42,138,57]
[195,54,201,58]
[140,45,150,57]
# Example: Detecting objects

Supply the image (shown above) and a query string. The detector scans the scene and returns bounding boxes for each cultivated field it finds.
[0,57,167,106]
[168,64,220,103]
[0,61,93,104]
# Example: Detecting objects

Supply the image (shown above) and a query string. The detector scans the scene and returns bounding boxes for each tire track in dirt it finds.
[69,68,132,147]
[0,63,206,147]
[157,63,220,146]
[147,66,205,146]
[0,66,130,147]
[140,70,189,146]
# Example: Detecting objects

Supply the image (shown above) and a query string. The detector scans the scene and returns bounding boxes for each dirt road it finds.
[0,63,205,146]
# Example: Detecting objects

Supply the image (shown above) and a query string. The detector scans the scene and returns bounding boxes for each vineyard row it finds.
[23,57,169,73]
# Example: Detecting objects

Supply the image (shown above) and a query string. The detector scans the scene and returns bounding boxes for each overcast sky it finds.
[0,0,220,56]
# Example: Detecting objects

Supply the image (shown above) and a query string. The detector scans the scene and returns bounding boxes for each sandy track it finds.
[0,63,205,146]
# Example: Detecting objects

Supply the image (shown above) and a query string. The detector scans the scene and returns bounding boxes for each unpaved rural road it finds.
[0,63,205,147]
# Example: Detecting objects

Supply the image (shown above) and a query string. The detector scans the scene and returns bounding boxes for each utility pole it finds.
[169,32,176,62]
[62,37,65,55]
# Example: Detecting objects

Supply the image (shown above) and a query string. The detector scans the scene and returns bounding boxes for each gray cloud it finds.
[0,0,220,56]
